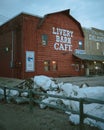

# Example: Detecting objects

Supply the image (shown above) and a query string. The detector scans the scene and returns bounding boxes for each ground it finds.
[0,76,104,130]
[55,75,104,86]
[0,103,99,130]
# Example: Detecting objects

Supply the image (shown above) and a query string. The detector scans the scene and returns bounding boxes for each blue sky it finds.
[0,0,104,30]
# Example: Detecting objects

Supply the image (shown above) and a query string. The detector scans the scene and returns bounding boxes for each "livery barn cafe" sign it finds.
[52,27,73,51]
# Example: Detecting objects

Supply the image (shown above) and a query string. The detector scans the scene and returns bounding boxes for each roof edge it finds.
[73,53,104,61]
[0,12,42,27]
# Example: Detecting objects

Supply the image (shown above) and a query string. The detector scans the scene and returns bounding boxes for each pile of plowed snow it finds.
[0,75,104,130]
[34,75,104,130]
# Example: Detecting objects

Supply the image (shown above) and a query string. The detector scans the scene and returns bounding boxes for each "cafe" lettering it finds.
[52,27,73,51]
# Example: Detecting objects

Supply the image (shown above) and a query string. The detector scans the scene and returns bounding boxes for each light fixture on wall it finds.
[94,61,96,64]
[52,61,56,64]
[5,47,9,52]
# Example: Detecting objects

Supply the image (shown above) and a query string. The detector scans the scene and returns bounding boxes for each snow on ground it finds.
[34,75,104,130]
[0,75,104,130]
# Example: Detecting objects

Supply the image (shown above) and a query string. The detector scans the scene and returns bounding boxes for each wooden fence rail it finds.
[0,85,104,130]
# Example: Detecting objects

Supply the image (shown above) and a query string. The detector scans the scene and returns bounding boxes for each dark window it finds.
[42,34,48,45]
[75,64,79,71]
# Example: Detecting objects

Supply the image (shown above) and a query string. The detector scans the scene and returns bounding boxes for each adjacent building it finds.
[74,27,104,76]
[0,9,85,79]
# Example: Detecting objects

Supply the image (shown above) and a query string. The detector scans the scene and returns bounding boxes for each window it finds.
[52,61,57,71]
[78,41,83,49]
[96,42,100,50]
[42,34,48,45]
[75,64,79,71]
[44,61,50,71]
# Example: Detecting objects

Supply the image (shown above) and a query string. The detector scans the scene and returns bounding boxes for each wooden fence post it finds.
[29,89,33,112]
[4,87,7,102]
[79,98,84,130]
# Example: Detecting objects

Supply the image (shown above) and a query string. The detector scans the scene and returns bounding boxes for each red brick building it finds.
[0,9,85,79]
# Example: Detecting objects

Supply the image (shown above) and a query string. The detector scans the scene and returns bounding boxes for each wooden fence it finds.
[0,83,104,130]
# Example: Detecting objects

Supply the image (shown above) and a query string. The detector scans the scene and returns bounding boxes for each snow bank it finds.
[59,83,79,97]
[75,87,104,100]
[40,97,57,109]
[69,103,104,130]
[21,92,28,97]
[34,75,104,130]
[0,88,4,95]
[34,75,58,91]
[9,90,19,97]
[0,75,104,130]
[68,86,104,130]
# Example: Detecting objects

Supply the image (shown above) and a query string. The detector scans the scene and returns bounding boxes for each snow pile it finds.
[9,90,19,97]
[0,88,4,95]
[73,87,104,100]
[34,75,58,91]
[34,75,104,130]
[0,75,104,130]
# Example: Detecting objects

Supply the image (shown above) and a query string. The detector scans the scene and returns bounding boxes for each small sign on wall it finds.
[26,51,35,72]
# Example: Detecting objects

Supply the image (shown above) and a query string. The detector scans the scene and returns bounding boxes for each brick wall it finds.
[35,11,84,77]
[0,10,84,78]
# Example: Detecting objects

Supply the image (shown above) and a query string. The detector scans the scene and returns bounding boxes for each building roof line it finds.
[37,9,84,37]
[73,53,104,61]
[0,12,42,27]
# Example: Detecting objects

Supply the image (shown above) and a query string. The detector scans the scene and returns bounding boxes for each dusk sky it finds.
[0,0,104,30]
